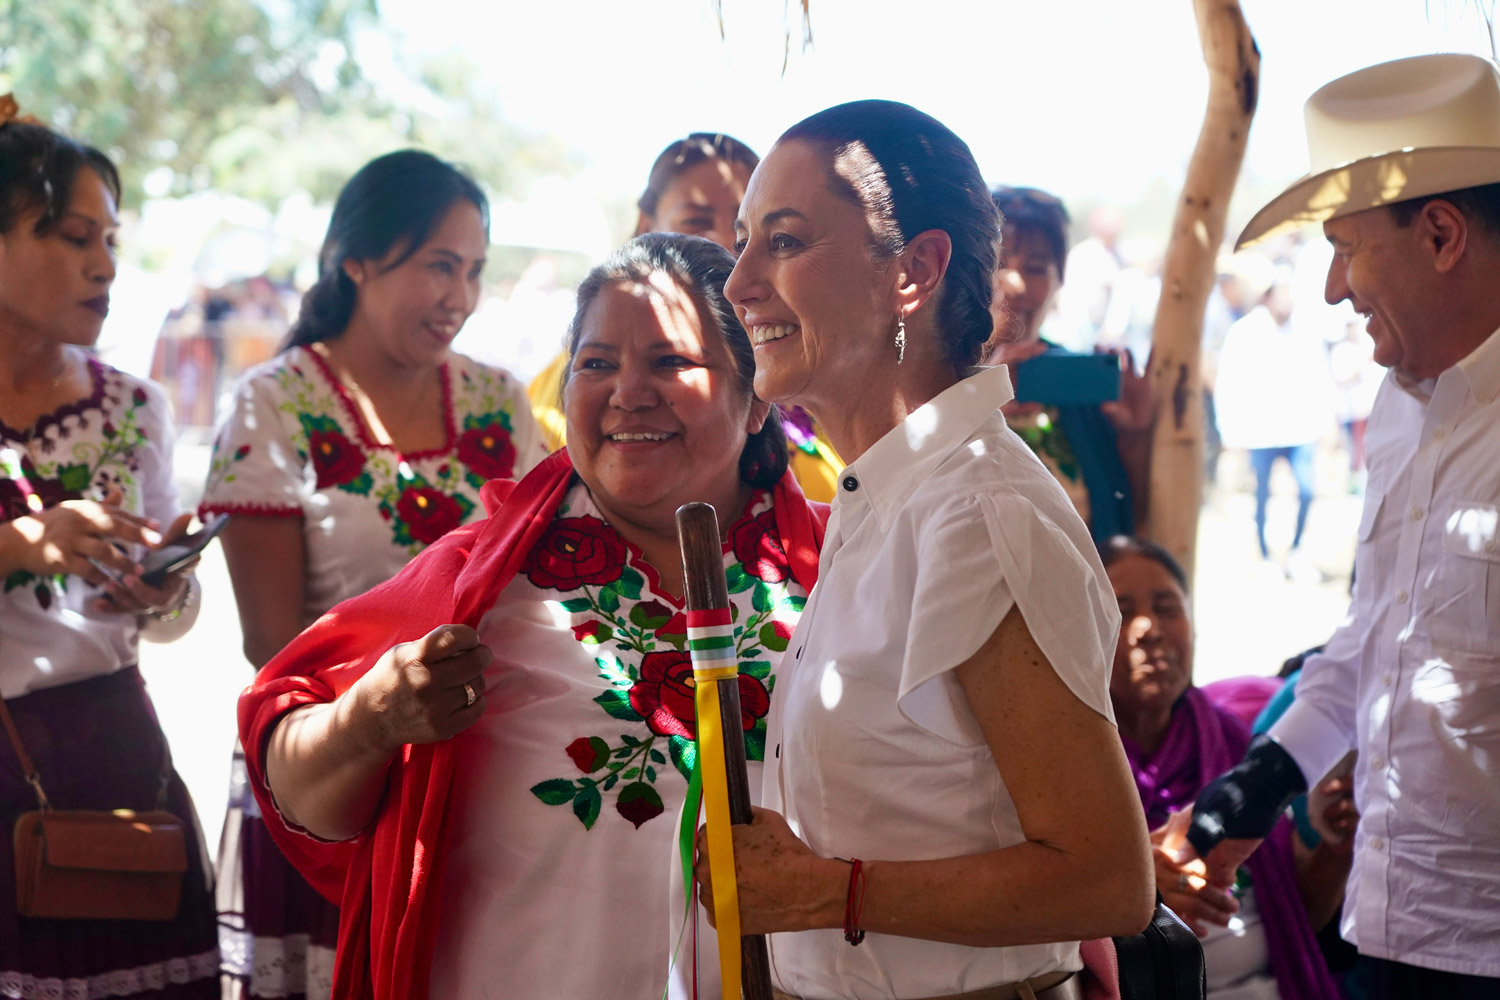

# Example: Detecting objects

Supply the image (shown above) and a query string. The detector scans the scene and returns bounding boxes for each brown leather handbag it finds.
[2,693,187,921]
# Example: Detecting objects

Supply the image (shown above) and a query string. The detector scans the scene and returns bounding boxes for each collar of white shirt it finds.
[1393,323,1500,404]
[833,365,1015,533]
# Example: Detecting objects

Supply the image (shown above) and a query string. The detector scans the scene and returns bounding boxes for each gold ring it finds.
[462,682,476,708]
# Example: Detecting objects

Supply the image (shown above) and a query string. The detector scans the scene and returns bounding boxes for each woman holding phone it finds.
[987,186,1153,541]
[0,106,217,997]
[200,149,545,999]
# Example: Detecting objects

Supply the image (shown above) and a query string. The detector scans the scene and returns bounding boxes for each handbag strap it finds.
[0,689,173,811]
[0,695,50,810]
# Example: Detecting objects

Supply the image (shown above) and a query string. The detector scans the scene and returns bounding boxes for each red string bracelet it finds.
[843,858,866,946]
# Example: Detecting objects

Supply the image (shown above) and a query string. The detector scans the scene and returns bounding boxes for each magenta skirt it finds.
[0,666,219,997]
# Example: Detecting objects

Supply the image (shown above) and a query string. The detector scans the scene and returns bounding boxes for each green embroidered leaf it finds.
[730,603,741,622]
[337,470,374,497]
[530,779,577,806]
[560,598,593,613]
[596,585,621,613]
[4,570,34,593]
[649,749,667,765]
[615,566,644,601]
[629,602,672,630]
[465,471,487,492]
[751,583,776,614]
[780,594,807,613]
[573,784,603,829]
[621,734,640,747]
[613,747,633,759]
[603,774,619,791]
[645,765,658,783]
[594,689,643,722]
[744,728,766,763]
[758,622,789,652]
[56,463,92,492]
[740,660,772,680]
[623,767,640,779]
[669,735,696,780]
[725,564,752,594]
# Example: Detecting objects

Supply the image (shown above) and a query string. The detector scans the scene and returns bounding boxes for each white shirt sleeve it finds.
[199,370,305,516]
[897,493,1118,746]
[1270,595,1362,784]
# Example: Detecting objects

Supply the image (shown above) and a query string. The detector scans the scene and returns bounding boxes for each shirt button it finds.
[841,475,859,492]
[1371,836,1384,851]
[1397,590,1409,605]
[1487,540,1498,554]
[1432,427,1446,441]
[1383,673,1393,686]
[1371,755,1385,771]
[1410,507,1424,521]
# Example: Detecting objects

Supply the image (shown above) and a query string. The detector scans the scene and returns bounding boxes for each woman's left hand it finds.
[694,806,844,936]
[94,511,197,617]
[1099,347,1155,435]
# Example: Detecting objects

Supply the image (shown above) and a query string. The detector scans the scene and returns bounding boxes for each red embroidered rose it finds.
[132,388,147,405]
[730,509,788,582]
[308,428,365,489]
[629,650,770,739]
[572,621,613,644]
[616,781,665,828]
[457,423,517,480]
[655,611,687,642]
[396,487,464,544]
[523,516,626,590]
[566,736,609,773]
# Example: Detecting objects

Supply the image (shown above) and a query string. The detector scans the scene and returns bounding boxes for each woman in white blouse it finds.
[696,100,1155,1000]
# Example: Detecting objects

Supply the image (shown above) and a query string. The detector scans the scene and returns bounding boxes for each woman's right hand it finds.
[351,623,492,754]
[4,485,161,582]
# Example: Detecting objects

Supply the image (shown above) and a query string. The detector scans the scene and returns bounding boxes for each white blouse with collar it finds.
[763,365,1122,999]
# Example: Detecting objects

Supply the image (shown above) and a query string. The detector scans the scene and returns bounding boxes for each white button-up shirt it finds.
[1271,325,1500,978]
[763,366,1121,999]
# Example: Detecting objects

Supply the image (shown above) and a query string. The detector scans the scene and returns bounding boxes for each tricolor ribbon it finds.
[687,606,742,998]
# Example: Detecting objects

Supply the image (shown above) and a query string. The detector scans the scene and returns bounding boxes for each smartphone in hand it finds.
[1013,352,1123,406]
[139,516,228,587]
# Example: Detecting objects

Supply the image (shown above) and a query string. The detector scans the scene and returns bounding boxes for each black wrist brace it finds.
[1186,734,1308,857]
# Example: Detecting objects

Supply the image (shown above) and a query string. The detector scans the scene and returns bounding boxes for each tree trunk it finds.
[1144,0,1260,584]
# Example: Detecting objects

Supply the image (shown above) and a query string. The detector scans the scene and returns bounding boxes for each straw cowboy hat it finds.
[1237,53,1500,248]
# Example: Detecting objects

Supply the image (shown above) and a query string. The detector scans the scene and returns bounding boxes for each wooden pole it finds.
[677,502,773,1000]
[1144,0,1260,584]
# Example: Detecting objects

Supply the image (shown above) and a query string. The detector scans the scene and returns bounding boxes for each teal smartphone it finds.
[1013,353,1123,406]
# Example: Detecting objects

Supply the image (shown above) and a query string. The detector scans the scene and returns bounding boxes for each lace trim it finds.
[216,932,335,1000]
[0,949,219,1000]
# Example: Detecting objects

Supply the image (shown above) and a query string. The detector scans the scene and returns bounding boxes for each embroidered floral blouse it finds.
[1,358,188,698]
[428,480,807,998]
[199,346,547,624]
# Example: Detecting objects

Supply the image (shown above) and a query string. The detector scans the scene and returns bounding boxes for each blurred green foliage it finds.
[0,0,579,208]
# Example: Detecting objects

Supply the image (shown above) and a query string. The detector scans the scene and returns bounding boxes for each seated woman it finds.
[528,132,844,500]
[986,186,1153,541]
[0,107,217,996]
[1099,535,1350,1000]
[236,233,827,998]
[697,100,1153,1000]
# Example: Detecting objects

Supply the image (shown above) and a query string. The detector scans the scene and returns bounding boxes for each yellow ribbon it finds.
[695,670,742,997]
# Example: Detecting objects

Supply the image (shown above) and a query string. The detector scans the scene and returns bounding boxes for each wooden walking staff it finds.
[676,501,773,1000]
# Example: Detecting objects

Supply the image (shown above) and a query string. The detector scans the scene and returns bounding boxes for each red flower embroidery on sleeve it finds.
[308,428,366,489]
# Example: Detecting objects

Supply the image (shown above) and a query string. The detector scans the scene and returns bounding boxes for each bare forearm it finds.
[265,688,396,843]
[1295,838,1351,932]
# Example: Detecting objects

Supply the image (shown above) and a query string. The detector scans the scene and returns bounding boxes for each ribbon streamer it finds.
[687,606,743,997]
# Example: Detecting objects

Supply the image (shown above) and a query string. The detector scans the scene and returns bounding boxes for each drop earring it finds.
[895,314,907,365]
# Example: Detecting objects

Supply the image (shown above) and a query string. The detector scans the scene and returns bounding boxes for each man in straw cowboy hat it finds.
[1174,52,1500,998]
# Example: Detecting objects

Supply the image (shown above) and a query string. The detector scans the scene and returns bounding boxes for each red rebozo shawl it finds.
[237,448,828,1000]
